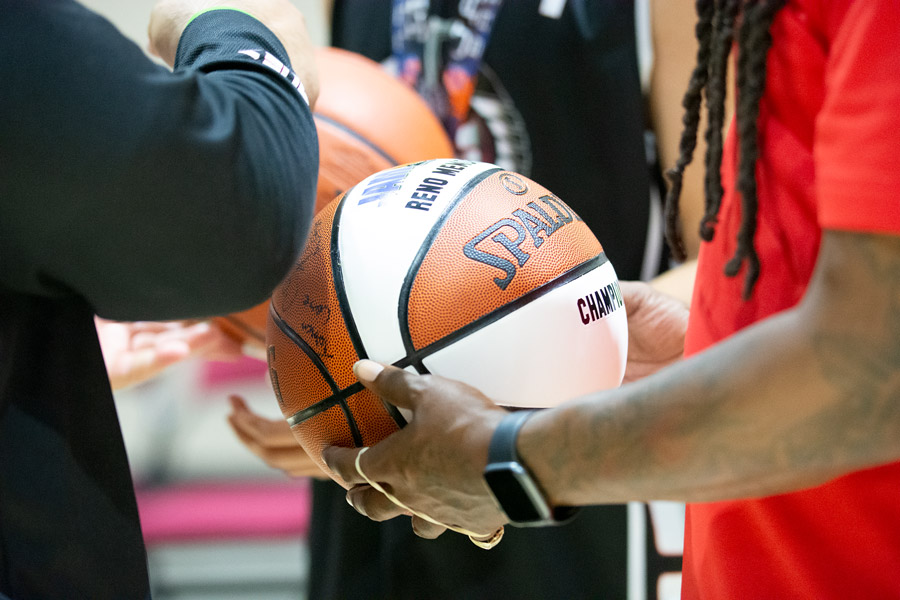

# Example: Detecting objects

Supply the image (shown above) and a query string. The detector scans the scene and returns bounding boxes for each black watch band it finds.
[483,409,581,527]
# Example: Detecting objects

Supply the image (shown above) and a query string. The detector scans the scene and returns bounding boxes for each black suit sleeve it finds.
[0,2,318,320]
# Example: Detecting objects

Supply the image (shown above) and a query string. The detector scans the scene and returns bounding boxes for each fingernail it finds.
[346,489,367,517]
[190,321,212,334]
[353,360,384,383]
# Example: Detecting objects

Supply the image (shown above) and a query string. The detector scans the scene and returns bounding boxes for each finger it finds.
[127,322,182,344]
[154,339,193,363]
[227,401,297,451]
[228,394,250,416]
[228,396,297,446]
[153,321,242,362]
[227,400,323,477]
[411,516,447,539]
[346,485,409,522]
[352,360,425,411]
[227,416,305,467]
[96,321,130,356]
[161,321,221,350]
[203,333,244,361]
[233,429,322,477]
[130,328,183,352]
[321,445,368,487]
[294,466,331,480]
[129,322,213,353]
[184,320,246,359]
[108,345,187,390]
[285,457,331,479]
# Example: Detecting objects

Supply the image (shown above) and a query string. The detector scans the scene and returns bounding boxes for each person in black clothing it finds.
[0,1,319,597]
[230,1,703,599]
[310,4,660,599]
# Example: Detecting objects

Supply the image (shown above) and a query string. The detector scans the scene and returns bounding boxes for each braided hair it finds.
[664,0,787,299]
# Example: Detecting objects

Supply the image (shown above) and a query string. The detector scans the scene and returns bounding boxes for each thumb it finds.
[352,360,423,411]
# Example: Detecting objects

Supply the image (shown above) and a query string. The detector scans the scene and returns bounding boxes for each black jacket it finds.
[0,2,317,597]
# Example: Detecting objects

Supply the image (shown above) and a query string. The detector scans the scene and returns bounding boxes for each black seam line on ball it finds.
[332,192,369,363]
[398,252,609,368]
[313,113,398,166]
[398,166,503,372]
[272,305,364,447]
[282,253,608,429]
[332,186,408,429]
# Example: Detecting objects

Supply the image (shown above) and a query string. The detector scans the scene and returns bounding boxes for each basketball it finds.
[266,159,628,484]
[312,47,453,213]
[213,47,453,353]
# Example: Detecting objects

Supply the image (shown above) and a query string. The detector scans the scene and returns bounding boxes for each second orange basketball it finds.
[213,47,454,351]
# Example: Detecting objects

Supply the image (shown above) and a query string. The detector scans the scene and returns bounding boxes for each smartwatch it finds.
[483,409,581,527]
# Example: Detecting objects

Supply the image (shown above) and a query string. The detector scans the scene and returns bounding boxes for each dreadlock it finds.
[700,0,741,242]
[663,0,714,263]
[664,0,787,299]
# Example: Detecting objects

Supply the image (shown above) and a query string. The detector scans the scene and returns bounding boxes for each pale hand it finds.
[147,0,319,107]
[97,318,242,390]
[227,395,329,479]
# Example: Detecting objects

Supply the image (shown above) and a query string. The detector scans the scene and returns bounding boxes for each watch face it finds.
[484,462,552,524]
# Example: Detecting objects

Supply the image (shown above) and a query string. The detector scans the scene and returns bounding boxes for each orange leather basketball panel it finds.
[290,406,354,484]
[315,116,395,213]
[220,47,451,342]
[314,47,453,164]
[407,172,603,349]
[271,203,360,392]
[212,300,269,347]
[269,195,400,476]
[266,323,332,418]
[345,389,400,447]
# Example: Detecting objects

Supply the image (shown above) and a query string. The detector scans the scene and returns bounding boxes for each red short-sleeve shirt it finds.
[682,1,900,597]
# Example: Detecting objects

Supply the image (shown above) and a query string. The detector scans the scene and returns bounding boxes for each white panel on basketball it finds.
[421,260,627,408]
[338,159,497,361]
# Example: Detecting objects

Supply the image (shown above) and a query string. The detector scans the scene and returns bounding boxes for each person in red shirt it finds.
[323,0,900,597]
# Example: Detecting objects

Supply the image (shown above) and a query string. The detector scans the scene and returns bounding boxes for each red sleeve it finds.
[815,0,900,232]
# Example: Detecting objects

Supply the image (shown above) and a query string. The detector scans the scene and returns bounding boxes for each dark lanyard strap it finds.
[390,0,504,135]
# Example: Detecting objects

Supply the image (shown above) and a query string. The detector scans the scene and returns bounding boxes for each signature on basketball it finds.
[297,295,332,357]
[301,294,331,322]
[296,220,324,273]
[300,323,333,358]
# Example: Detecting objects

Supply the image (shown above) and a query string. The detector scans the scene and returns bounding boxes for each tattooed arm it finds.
[324,229,900,534]
[525,229,900,505]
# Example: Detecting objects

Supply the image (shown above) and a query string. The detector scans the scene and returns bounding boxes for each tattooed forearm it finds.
[801,231,900,471]
[521,230,900,506]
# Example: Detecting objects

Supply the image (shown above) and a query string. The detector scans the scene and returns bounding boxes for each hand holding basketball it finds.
[227,395,329,479]
[148,0,319,107]
[267,160,628,485]
[619,281,688,383]
[323,361,508,538]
